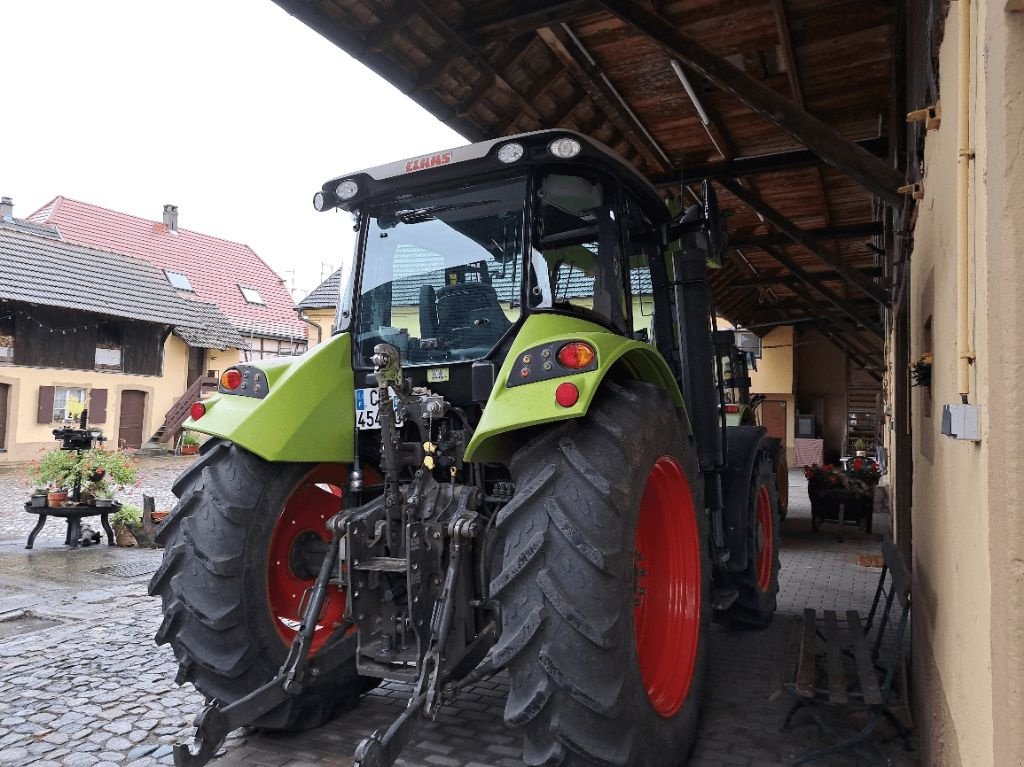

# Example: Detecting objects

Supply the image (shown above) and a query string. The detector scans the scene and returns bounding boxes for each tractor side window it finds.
[356,177,526,367]
[532,173,628,333]
[622,192,658,340]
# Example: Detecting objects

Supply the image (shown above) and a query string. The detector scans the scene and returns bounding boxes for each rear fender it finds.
[722,425,770,571]
[184,333,355,464]
[464,314,687,463]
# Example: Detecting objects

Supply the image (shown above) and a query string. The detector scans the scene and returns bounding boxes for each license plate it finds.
[355,387,404,431]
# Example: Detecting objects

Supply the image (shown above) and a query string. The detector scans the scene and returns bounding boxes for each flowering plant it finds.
[846,456,881,485]
[26,447,138,497]
[27,449,80,490]
[804,458,880,496]
[911,352,933,388]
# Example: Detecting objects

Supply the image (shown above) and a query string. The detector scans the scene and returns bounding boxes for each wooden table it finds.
[23,502,118,549]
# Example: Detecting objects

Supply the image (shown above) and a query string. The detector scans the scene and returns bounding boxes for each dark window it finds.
[0,314,13,365]
[531,172,628,332]
[95,324,123,371]
[164,269,194,291]
[239,286,266,305]
[735,330,762,360]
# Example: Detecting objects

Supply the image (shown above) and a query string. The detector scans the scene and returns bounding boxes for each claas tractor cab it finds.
[716,334,758,427]
[151,130,781,767]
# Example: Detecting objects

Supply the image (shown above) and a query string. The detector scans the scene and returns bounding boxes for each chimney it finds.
[163,204,179,232]
[0,197,13,221]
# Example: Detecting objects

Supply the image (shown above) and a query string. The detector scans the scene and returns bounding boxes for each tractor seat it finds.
[434,282,511,349]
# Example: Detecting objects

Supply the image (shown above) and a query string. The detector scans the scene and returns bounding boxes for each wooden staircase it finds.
[149,375,217,447]
[846,365,882,454]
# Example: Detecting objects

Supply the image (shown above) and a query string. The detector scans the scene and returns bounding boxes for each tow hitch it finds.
[173,511,352,767]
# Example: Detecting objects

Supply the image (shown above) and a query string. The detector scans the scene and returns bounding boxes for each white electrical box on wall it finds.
[941,404,981,441]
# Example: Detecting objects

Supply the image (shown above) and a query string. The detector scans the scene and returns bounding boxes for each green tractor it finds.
[150,130,781,767]
[716,338,789,517]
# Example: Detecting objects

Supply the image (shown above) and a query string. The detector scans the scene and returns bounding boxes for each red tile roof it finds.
[29,196,305,340]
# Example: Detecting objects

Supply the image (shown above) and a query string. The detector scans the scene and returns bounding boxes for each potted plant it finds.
[79,448,138,496]
[27,449,80,506]
[30,487,48,508]
[93,486,114,508]
[853,438,868,458]
[111,503,143,547]
[911,352,933,388]
[180,431,201,455]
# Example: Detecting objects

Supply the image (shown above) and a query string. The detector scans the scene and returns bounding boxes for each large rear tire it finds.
[725,451,781,628]
[148,440,372,730]
[491,381,710,766]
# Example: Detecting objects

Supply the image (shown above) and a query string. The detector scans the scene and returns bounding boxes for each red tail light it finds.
[190,402,207,420]
[556,342,596,369]
[555,382,580,407]
[220,368,242,391]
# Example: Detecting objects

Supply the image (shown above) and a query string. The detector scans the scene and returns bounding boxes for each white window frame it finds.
[53,386,89,423]
[239,286,266,305]
[164,269,194,292]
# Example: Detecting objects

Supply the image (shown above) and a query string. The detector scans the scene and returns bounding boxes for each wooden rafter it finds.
[536,24,670,173]
[770,0,833,229]
[719,178,889,306]
[461,0,589,41]
[755,244,883,339]
[598,0,906,206]
[730,222,883,249]
[409,1,545,127]
[726,266,884,289]
[651,138,887,186]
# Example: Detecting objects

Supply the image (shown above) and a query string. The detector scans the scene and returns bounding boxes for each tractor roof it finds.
[317,129,666,218]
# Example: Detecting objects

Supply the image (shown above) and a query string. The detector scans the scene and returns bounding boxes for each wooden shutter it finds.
[90,388,108,424]
[37,386,55,424]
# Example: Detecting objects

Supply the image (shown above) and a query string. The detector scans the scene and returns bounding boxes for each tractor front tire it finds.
[492,381,710,766]
[726,451,781,628]
[148,440,371,730]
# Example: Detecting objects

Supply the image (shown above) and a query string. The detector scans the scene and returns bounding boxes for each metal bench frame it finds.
[779,536,911,765]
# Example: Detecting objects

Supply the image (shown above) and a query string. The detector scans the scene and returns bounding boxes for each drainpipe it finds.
[956,0,974,402]
[296,311,322,346]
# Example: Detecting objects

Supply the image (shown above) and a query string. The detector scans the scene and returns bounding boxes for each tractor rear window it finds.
[355,177,526,367]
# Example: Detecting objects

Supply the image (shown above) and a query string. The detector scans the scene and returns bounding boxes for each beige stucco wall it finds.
[749,326,796,464]
[0,335,191,462]
[905,2,1024,764]
[300,309,336,348]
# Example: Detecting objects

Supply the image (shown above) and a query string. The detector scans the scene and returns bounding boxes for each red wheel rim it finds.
[755,485,774,592]
[633,456,702,718]
[267,464,348,652]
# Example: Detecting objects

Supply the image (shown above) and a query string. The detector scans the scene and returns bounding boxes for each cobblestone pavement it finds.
[0,460,918,767]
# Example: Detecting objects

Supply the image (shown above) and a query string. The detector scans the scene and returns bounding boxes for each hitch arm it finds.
[173,532,343,767]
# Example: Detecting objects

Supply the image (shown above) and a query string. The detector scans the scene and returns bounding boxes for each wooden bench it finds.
[778,537,912,765]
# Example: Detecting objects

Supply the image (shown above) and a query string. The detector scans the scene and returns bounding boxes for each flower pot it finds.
[47,490,68,506]
[114,524,137,547]
[95,498,113,508]
[181,444,199,455]
[31,494,47,508]
[151,510,170,524]
[855,450,867,458]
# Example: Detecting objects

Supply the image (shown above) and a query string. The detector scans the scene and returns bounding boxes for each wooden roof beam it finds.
[727,265,884,289]
[770,0,833,228]
[461,1,590,41]
[730,221,884,249]
[598,0,906,206]
[651,138,887,186]
[754,244,883,340]
[411,1,545,127]
[719,178,889,306]
[537,24,671,173]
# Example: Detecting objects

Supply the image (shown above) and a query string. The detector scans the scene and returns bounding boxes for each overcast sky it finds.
[1,0,463,298]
